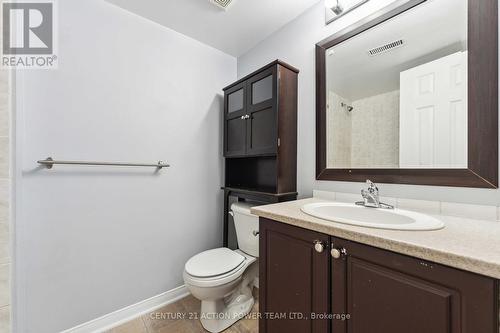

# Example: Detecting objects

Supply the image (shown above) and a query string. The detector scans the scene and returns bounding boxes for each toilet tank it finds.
[231,202,260,257]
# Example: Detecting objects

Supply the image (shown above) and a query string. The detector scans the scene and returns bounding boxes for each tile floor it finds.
[107,290,258,333]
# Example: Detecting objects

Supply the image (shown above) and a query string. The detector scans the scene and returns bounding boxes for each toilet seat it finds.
[184,249,256,288]
[185,248,245,278]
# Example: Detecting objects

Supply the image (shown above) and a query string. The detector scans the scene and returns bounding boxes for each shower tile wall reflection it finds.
[327,90,400,168]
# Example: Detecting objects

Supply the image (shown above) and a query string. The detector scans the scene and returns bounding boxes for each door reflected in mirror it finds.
[326,0,467,169]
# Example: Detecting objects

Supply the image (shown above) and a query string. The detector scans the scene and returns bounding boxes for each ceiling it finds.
[105,0,321,56]
[327,0,467,101]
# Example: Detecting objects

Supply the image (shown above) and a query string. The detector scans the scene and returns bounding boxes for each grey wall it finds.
[238,0,500,206]
[13,0,236,332]
[0,45,11,333]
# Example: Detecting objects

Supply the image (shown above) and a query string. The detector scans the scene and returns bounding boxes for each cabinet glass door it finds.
[224,82,247,157]
[247,68,277,155]
[251,75,273,105]
[228,88,244,113]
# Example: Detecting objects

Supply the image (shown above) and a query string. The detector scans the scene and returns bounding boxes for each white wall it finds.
[0,48,12,333]
[13,0,236,332]
[238,0,500,206]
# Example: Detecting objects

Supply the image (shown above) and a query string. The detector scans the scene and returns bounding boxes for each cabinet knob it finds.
[240,115,245,120]
[314,240,325,253]
[331,247,347,259]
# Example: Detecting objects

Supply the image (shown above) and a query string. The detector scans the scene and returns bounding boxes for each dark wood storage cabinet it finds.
[259,218,500,333]
[222,60,299,247]
[224,61,298,159]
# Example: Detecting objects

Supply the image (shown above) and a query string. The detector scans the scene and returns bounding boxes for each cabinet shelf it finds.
[221,187,297,198]
[224,153,277,159]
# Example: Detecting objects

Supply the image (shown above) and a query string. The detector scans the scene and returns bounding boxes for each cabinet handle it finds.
[245,115,250,119]
[314,240,325,253]
[331,247,347,259]
[240,115,245,120]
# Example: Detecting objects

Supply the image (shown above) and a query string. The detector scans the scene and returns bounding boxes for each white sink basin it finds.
[301,202,445,231]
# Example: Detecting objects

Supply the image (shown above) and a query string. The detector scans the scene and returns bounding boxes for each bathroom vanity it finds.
[251,0,500,331]
[253,199,500,333]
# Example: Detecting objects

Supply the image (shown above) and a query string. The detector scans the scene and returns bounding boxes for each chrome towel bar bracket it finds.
[37,157,170,170]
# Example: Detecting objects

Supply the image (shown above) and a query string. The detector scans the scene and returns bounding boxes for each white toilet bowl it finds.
[183,202,259,333]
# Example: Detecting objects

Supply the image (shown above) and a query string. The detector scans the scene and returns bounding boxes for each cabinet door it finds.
[331,237,498,333]
[246,68,277,156]
[224,82,247,157]
[260,218,330,333]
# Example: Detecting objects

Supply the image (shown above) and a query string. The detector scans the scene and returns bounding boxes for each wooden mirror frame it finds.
[316,0,498,188]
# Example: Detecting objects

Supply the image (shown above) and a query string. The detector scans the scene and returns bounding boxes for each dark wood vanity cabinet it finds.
[259,218,499,333]
[259,217,330,333]
[332,237,498,333]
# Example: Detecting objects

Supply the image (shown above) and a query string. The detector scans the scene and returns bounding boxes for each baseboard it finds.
[61,285,189,333]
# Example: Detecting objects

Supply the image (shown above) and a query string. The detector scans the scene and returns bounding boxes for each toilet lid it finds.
[185,248,245,278]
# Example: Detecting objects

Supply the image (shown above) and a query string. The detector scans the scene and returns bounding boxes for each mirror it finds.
[326,0,467,169]
[316,0,498,188]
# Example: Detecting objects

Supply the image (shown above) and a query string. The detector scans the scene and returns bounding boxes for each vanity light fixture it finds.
[328,0,344,15]
[325,0,369,25]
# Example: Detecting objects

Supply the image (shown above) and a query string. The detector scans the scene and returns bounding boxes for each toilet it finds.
[183,202,259,333]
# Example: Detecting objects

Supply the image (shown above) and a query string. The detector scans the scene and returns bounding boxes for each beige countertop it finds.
[251,198,500,279]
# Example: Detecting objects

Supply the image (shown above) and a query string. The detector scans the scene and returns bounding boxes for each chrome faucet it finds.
[355,180,394,209]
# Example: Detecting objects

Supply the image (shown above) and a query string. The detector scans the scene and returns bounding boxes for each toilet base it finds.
[184,250,258,333]
[200,291,255,333]
[199,261,257,333]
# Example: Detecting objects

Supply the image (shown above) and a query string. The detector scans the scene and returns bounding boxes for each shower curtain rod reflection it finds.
[37,157,170,170]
